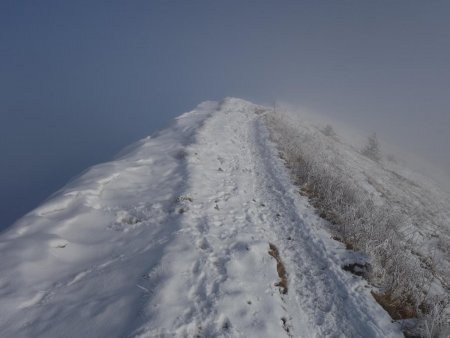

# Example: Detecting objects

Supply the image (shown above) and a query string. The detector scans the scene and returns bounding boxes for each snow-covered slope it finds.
[0,98,402,337]
[269,107,450,295]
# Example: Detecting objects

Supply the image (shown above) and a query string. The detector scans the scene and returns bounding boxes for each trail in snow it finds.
[0,98,401,337]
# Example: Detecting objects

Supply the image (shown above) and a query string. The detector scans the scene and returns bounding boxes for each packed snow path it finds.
[0,98,401,337]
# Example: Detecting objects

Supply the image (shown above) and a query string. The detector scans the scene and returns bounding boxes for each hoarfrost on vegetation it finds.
[266,107,450,337]
[0,98,447,338]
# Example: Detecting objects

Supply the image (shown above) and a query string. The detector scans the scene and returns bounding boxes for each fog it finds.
[1,0,449,230]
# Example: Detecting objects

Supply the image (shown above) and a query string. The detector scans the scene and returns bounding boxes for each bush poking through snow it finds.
[420,295,450,338]
[362,132,381,162]
[176,195,193,203]
[321,124,337,138]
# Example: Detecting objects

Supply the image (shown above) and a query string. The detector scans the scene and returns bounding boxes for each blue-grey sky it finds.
[1,0,450,230]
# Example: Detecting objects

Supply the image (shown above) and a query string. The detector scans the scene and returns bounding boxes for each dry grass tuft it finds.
[268,243,288,295]
[372,291,417,320]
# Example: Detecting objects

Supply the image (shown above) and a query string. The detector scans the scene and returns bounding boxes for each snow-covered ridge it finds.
[0,98,402,337]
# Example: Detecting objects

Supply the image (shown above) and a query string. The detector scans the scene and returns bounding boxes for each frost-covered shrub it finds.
[361,132,381,162]
[420,295,450,338]
[321,124,337,138]
[265,111,449,337]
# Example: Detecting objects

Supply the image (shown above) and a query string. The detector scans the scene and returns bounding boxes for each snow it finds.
[0,98,402,337]
[271,106,450,295]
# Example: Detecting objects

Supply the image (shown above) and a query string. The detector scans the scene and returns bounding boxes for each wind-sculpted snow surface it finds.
[0,99,402,337]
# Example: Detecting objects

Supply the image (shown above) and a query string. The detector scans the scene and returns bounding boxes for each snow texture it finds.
[0,98,402,337]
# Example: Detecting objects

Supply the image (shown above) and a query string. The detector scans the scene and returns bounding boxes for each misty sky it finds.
[1,0,450,230]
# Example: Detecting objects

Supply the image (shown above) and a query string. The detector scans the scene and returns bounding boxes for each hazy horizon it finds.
[1,0,450,229]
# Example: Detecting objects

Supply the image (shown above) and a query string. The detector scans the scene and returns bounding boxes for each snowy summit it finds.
[0,98,408,337]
